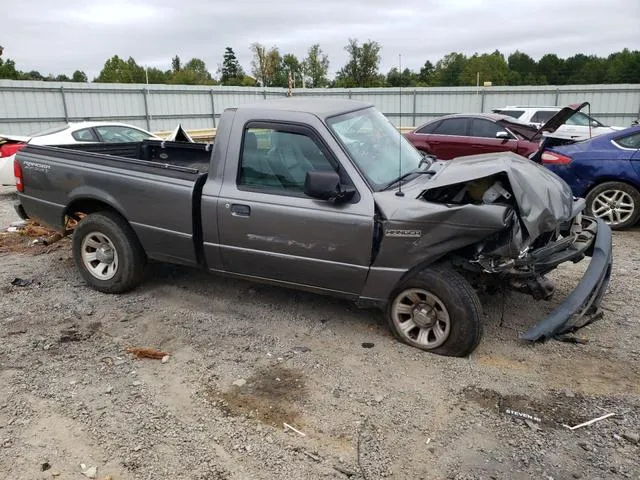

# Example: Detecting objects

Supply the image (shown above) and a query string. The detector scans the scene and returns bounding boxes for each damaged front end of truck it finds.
[373,152,612,342]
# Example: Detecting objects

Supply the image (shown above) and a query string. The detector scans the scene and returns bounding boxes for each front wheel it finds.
[386,266,483,357]
[72,211,146,293]
[585,181,640,230]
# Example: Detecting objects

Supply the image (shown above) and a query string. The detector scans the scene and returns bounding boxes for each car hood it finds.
[375,152,575,243]
[523,102,591,142]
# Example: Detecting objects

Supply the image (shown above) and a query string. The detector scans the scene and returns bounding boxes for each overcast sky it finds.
[3,0,639,80]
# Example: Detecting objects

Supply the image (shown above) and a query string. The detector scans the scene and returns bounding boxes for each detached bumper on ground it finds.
[520,218,613,342]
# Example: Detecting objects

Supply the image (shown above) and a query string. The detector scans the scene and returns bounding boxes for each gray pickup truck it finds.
[14,99,612,357]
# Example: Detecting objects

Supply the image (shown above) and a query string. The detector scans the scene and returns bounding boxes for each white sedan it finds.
[0,122,161,186]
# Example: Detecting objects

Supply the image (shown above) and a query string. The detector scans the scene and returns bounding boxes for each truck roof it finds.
[231,98,373,119]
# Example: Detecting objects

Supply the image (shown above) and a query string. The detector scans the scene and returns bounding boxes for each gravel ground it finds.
[1,185,639,480]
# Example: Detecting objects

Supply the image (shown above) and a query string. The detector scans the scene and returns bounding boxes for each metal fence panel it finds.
[1,80,638,135]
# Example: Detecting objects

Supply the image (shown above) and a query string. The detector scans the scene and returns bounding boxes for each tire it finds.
[386,265,483,357]
[585,181,640,230]
[72,211,147,293]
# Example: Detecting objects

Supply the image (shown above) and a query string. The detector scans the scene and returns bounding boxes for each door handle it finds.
[230,204,251,217]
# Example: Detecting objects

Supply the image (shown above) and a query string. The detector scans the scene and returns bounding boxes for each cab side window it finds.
[238,126,337,195]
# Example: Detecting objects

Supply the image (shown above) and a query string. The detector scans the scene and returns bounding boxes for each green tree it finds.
[250,43,281,86]
[431,52,467,86]
[72,70,88,82]
[145,67,168,84]
[418,61,434,85]
[95,56,150,83]
[184,58,214,83]
[220,47,245,85]
[335,39,384,87]
[55,74,71,82]
[171,55,181,73]
[282,53,301,86]
[460,50,510,86]
[0,57,20,79]
[605,49,640,83]
[303,44,330,87]
[241,75,257,86]
[168,58,215,85]
[537,54,565,85]
[21,70,44,80]
[126,57,146,83]
[386,67,417,87]
[95,55,131,82]
[507,50,537,84]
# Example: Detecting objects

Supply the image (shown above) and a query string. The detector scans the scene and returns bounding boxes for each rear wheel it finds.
[72,211,146,293]
[386,265,483,357]
[585,181,640,230]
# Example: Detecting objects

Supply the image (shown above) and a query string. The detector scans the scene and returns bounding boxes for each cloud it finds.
[3,0,638,79]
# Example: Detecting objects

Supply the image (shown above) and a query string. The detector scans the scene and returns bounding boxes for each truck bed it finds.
[46,139,213,173]
[17,139,214,267]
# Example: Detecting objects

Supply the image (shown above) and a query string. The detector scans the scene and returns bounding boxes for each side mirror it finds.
[496,131,511,139]
[590,120,599,128]
[304,170,355,204]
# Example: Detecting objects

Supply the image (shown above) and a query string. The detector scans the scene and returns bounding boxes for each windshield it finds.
[327,107,423,190]
[567,111,606,127]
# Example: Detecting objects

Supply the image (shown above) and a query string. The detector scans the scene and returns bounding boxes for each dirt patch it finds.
[475,352,640,396]
[463,386,593,428]
[0,221,65,254]
[209,364,308,427]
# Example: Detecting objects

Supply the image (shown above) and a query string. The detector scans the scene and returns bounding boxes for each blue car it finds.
[541,125,640,230]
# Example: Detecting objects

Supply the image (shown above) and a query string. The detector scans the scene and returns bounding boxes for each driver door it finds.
[216,122,374,295]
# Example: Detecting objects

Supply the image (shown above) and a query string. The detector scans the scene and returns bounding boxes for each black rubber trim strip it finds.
[520,218,613,342]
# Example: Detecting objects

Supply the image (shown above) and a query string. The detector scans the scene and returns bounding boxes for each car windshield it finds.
[327,108,423,190]
[567,111,606,127]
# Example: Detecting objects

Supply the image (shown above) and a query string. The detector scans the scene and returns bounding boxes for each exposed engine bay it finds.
[419,156,602,303]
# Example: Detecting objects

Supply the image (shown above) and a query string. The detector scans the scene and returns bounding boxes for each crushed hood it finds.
[419,152,574,240]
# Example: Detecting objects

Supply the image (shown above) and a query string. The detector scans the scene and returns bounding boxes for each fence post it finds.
[555,88,560,106]
[480,88,486,112]
[210,89,216,128]
[142,88,151,131]
[263,89,267,100]
[412,90,417,127]
[60,86,69,123]
[348,90,352,99]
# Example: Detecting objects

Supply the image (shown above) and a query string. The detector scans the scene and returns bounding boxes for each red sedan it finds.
[405,113,542,160]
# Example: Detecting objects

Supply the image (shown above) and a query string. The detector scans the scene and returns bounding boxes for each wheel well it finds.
[584,178,640,197]
[62,199,126,230]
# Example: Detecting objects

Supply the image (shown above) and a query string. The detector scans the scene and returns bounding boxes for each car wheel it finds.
[585,181,640,230]
[72,211,147,293]
[386,265,483,357]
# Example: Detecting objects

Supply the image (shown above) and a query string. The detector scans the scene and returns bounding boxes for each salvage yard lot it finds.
[1,185,639,479]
